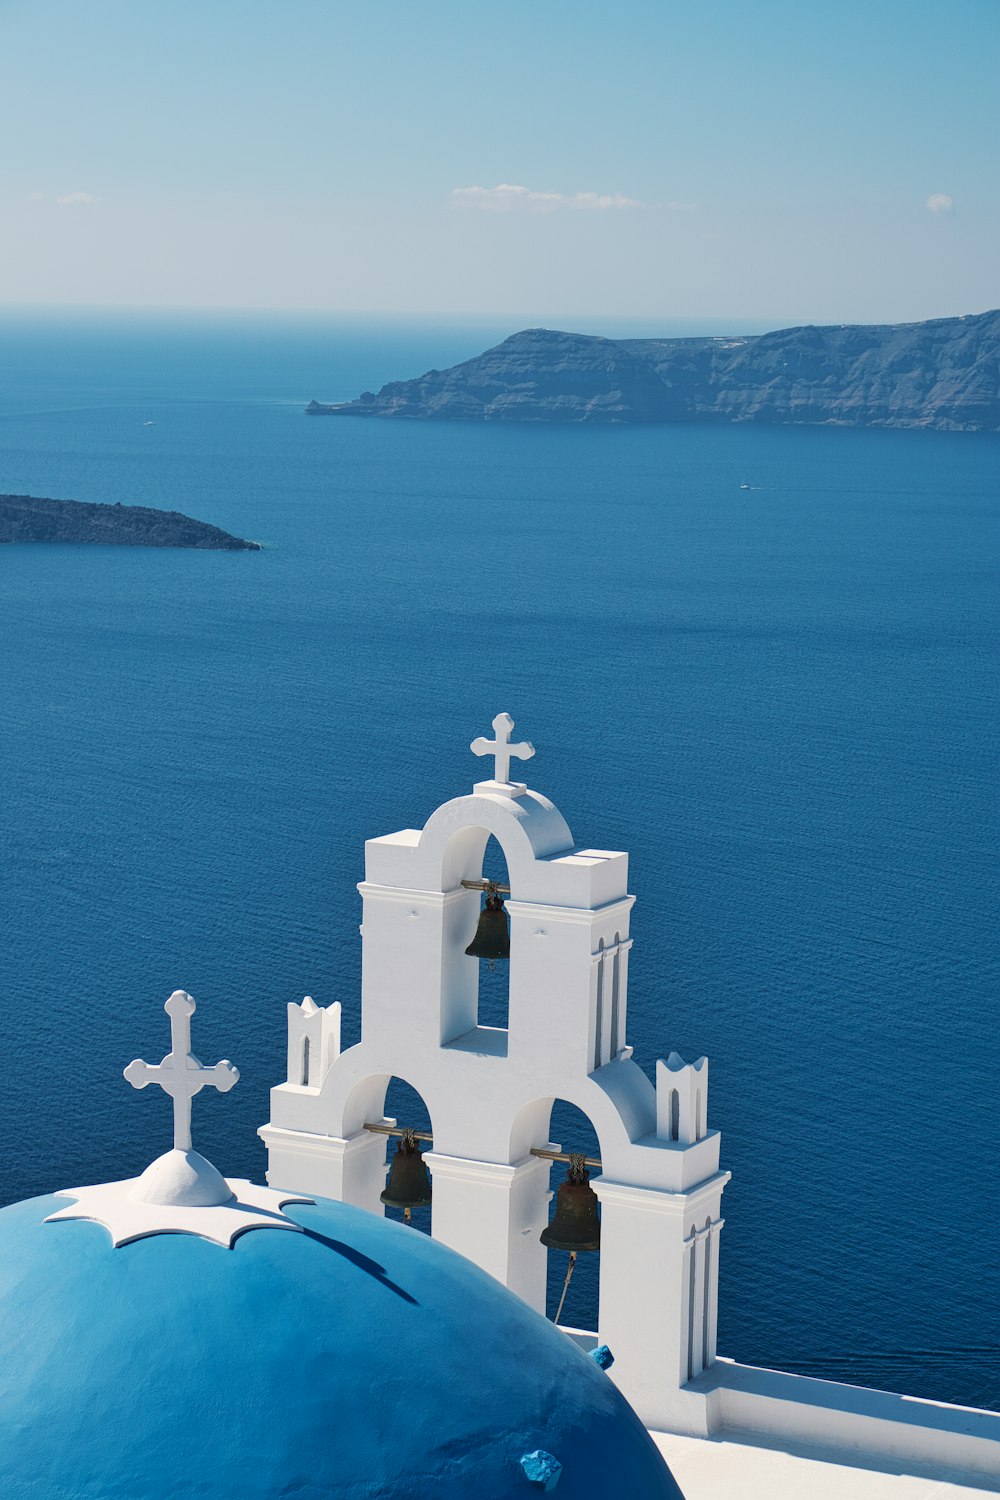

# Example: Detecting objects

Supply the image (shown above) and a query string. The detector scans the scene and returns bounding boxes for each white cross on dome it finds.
[124,990,239,1153]
[45,989,313,1246]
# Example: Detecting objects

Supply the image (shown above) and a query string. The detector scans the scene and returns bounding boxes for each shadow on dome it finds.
[298,1225,418,1304]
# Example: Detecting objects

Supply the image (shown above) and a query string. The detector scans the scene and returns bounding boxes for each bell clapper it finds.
[403,1206,412,1227]
[554,1251,577,1326]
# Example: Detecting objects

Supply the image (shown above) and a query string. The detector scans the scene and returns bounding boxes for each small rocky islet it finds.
[0,494,260,549]
[307,308,1000,431]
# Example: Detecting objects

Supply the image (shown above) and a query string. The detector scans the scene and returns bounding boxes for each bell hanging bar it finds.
[363,1134,598,1165]
[530,1146,602,1169]
[364,1122,433,1142]
[460,878,511,893]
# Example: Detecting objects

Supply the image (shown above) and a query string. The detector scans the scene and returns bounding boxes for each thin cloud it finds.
[452,183,641,212]
[925,193,954,215]
[29,190,101,205]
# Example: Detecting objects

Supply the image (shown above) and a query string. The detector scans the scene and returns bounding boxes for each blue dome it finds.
[0,1191,682,1499]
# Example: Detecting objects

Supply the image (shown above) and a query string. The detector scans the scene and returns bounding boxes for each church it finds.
[1,714,996,1497]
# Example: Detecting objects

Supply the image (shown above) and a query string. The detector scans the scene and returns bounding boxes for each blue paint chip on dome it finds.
[521,1449,562,1489]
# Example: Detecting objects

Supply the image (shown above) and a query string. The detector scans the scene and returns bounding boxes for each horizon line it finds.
[0,301,992,329]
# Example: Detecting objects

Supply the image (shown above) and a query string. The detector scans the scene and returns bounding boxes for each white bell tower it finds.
[260,714,729,1432]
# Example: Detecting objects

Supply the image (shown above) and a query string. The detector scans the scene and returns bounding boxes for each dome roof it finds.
[0,1190,682,1499]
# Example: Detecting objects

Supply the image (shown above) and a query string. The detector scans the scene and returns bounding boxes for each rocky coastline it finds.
[307,309,1000,431]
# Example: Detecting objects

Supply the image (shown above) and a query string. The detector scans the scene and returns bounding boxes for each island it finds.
[307,308,1000,431]
[0,494,261,550]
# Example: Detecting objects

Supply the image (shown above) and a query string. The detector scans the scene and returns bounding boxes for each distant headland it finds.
[0,494,261,550]
[307,309,1000,431]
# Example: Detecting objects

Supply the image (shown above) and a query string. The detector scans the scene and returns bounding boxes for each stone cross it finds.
[471,712,535,784]
[124,990,239,1153]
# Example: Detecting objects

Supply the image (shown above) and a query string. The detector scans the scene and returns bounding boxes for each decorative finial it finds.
[124,990,238,1154]
[471,712,535,786]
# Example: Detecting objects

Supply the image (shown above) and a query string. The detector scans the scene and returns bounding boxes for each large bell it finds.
[380,1131,432,1211]
[540,1160,601,1253]
[464,890,510,964]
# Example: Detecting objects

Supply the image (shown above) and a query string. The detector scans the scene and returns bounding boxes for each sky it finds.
[0,0,997,324]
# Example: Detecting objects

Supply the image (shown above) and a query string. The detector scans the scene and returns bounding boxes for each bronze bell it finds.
[540,1158,601,1253]
[380,1130,432,1211]
[465,890,510,964]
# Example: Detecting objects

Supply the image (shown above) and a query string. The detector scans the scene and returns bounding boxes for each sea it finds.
[0,309,997,1411]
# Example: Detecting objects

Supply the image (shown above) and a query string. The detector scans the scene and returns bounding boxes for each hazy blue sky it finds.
[1,0,996,324]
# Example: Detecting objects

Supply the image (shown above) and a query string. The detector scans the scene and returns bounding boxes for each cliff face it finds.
[307,311,1000,431]
[0,494,261,549]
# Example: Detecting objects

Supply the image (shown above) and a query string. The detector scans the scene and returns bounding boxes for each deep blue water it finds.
[0,311,997,1410]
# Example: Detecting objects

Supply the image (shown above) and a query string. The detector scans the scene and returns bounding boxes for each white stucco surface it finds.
[262,726,730,1431]
[651,1431,1000,1499]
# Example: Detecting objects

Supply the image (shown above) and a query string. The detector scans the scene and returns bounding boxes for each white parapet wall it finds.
[661,1360,1000,1485]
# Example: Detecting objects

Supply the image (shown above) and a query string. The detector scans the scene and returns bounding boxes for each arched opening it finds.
[445,831,513,1051]
[669,1088,680,1141]
[472,834,511,1032]
[381,1075,435,1236]
[536,1099,604,1335]
[300,1036,311,1087]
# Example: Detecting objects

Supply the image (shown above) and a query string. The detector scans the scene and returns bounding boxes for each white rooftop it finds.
[653,1431,1000,1499]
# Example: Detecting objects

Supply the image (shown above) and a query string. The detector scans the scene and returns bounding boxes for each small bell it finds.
[464,889,510,966]
[380,1130,432,1219]
[540,1158,601,1253]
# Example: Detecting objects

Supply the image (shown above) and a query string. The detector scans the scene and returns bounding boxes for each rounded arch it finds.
[474,835,513,1031]
[341,1069,436,1139]
[341,1070,436,1234]
[511,1096,604,1333]
[410,788,574,896]
[508,1070,649,1166]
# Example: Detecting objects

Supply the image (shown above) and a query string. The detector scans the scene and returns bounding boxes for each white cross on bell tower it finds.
[471,711,535,792]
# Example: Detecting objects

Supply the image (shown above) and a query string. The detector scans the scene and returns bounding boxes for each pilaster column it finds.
[681,1228,696,1384]
[424,1151,552,1312]
[688,1222,709,1378]
[611,937,633,1054]
[593,1173,728,1431]
[705,1217,724,1366]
